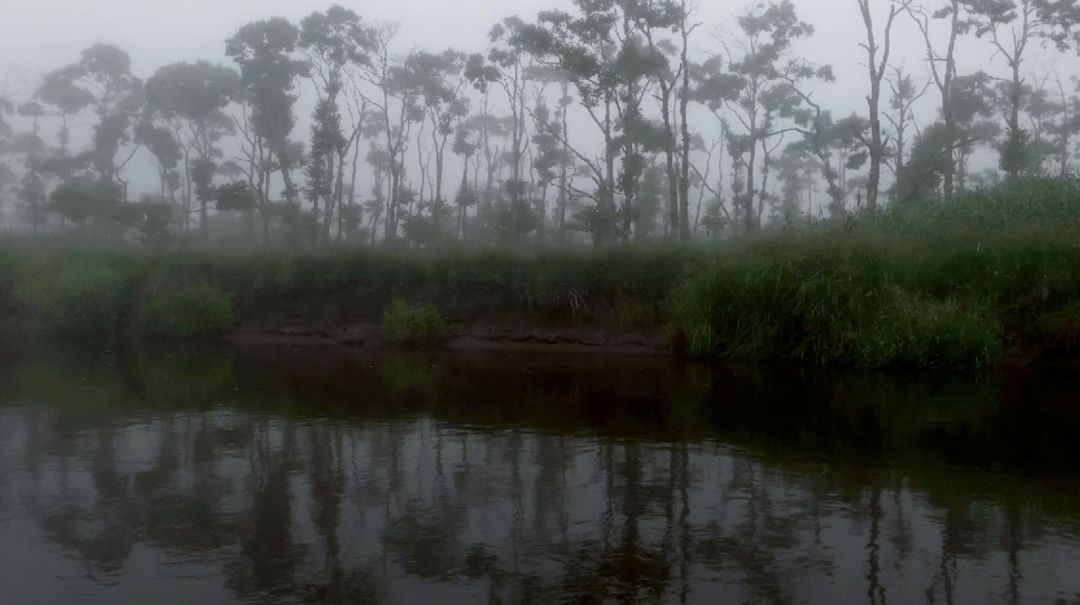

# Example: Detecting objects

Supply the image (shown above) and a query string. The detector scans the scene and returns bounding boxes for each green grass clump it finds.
[853,291,1001,370]
[381,300,451,346]
[668,234,1004,369]
[136,284,237,339]
[669,234,887,362]
[868,177,1080,238]
[1034,301,1080,354]
[613,299,663,329]
[18,260,127,337]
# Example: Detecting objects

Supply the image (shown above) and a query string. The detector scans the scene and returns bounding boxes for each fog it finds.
[1,0,1078,244]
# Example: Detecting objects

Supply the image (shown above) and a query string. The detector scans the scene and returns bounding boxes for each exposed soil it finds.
[229,321,670,354]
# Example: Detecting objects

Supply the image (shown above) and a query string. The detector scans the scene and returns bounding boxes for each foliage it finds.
[136,284,237,339]
[380,300,450,346]
[14,256,128,337]
[2,179,1080,370]
[669,177,1080,369]
[613,299,663,329]
[853,290,1001,370]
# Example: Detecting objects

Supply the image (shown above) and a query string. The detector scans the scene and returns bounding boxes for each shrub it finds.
[19,262,126,337]
[136,284,236,339]
[381,300,451,346]
[668,235,1004,369]
[853,292,1002,370]
[1035,301,1080,354]
[613,299,663,329]
[668,241,877,362]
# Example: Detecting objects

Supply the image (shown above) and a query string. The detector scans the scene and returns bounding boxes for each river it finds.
[0,341,1079,604]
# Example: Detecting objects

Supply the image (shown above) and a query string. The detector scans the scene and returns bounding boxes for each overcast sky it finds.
[0,0,964,110]
[2,0,1073,202]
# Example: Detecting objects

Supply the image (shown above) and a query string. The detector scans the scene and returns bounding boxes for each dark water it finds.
[1,343,1080,604]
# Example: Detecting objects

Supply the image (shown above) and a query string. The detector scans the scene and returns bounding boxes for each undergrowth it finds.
[381,301,450,346]
[2,177,1080,370]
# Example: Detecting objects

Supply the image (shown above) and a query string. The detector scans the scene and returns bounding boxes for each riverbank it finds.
[4,178,1080,370]
[0,243,691,353]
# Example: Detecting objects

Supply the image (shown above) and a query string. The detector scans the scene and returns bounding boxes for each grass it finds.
[668,177,1080,369]
[0,242,693,338]
[137,284,237,339]
[3,177,1080,370]
[9,253,130,337]
[380,300,450,346]
[667,235,1006,369]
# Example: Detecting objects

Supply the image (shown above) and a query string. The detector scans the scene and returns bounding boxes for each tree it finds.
[527,70,582,243]
[215,180,257,213]
[36,65,95,150]
[451,126,479,241]
[514,6,622,243]
[1021,79,1061,172]
[354,25,426,242]
[299,5,375,244]
[48,176,125,229]
[486,17,536,241]
[634,0,694,239]
[619,0,702,240]
[229,88,277,243]
[0,96,14,219]
[774,142,819,223]
[135,195,174,247]
[676,0,699,241]
[952,72,1001,190]
[611,34,668,242]
[516,2,671,243]
[884,65,930,180]
[908,1,970,200]
[892,122,953,203]
[226,17,310,225]
[11,102,50,232]
[145,61,241,240]
[962,0,1080,179]
[1047,74,1080,175]
[407,49,472,241]
[697,0,828,231]
[0,95,11,145]
[857,0,914,212]
[134,117,181,211]
[30,45,143,238]
[46,44,144,193]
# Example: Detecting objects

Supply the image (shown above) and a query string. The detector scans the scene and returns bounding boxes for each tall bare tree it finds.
[857,0,913,211]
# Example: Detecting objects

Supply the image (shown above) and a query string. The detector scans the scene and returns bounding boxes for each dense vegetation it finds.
[2,178,1080,370]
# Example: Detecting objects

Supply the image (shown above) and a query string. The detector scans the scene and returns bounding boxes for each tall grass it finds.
[1,177,1079,368]
[137,284,237,339]
[669,177,1080,369]
[6,249,134,337]
[380,301,450,346]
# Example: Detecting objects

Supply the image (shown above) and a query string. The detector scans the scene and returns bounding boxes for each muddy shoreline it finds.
[228,321,671,355]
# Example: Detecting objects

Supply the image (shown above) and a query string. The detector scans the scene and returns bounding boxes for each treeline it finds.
[2,0,1080,247]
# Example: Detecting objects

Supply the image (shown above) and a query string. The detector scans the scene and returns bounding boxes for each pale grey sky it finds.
[0,0,951,112]
[1,0,1072,206]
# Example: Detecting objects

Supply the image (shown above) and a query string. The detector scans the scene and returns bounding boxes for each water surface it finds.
[1,342,1079,604]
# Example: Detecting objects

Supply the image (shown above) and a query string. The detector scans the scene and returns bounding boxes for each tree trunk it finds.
[661,84,680,238]
[678,12,693,240]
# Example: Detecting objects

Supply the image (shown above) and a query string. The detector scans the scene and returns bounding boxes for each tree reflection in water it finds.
[1,341,1080,604]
